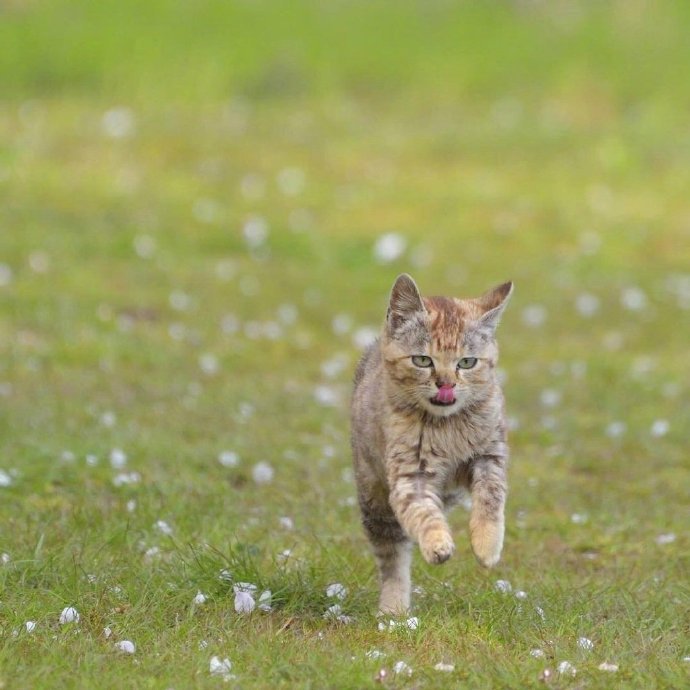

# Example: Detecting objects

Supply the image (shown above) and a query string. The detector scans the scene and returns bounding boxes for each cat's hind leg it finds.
[361,511,412,615]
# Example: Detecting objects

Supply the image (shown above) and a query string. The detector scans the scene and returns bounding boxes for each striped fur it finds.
[351,274,513,614]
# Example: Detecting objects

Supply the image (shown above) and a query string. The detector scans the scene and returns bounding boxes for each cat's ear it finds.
[387,273,426,333]
[476,281,513,332]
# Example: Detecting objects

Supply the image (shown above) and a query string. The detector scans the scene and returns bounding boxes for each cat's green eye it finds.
[457,357,478,369]
[411,355,433,368]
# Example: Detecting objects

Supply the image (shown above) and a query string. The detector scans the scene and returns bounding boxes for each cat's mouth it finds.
[430,385,457,406]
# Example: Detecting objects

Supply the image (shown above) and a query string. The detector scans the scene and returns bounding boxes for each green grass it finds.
[1,1,689,688]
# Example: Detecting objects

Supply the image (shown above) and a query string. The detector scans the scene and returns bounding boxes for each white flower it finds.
[313,385,340,407]
[514,590,528,600]
[655,533,676,545]
[575,293,600,317]
[133,234,155,259]
[233,584,256,614]
[605,421,627,439]
[577,637,594,651]
[620,286,647,311]
[535,606,546,620]
[571,512,588,525]
[112,471,141,487]
[405,616,419,630]
[103,627,113,639]
[0,470,12,487]
[279,516,294,530]
[529,649,546,659]
[102,107,136,139]
[276,167,305,197]
[199,353,219,376]
[258,590,272,612]
[59,607,80,624]
[198,640,208,650]
[331,313,353,335]
[25,621,37,633]
[126,500,137,512]
[323,604,343,619]
[109,448,127,469]
[434,662,454,672]
[521,304,547,327]
[540,389,561,408]
[494,579,512,594]
[0,263,13,287]
[218,568,233,582]
[218,451,239,468]
[115,640,135,654]
[598,662,618,672]
[209,656,234,681]
[373,233,407,263]
[365,650,385,660]
[392,660,412,676]
[557,660,576,676]
[193,591,207,605]
[252,461,274,484]
[1,553,9,565]
[650,419,670,437]
[326,583,348,600]
[352,326,378,350]
[154,520,173,536]
[243,215,269,248]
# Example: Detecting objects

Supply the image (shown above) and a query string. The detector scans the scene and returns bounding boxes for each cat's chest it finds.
[422,419,487,466]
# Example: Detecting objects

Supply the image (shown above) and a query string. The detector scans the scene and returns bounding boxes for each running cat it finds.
[351,274,513,614]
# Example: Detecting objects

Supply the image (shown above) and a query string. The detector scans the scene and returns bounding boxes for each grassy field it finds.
[1,1,689,688]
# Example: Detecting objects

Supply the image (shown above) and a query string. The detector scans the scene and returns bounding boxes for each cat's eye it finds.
[457,357,478,369]
[411,355,433,368]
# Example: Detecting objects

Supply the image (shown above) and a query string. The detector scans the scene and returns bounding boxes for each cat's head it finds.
[381,273,513,417]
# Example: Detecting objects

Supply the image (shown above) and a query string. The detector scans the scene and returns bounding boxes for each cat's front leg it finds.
[388,472,455,565]
[468,454,507,568]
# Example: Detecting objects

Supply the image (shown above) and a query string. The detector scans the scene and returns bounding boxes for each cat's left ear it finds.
[476,281,514,332]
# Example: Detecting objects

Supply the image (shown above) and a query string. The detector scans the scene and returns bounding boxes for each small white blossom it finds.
[126,499,137,512]
[650,419,670,437]
[352,326,378,350]
[530,649,546,659]
[313,385,340,407]
[575,292,600,317]
[59,607,80,625]
[494,579,512,594]
[405,616,419,630]
[154,520,173,536]
[258,590,272,612]
[0,263,13,287]
[655,533,676,545]
[577,637,594,651]
[540,389,561,408]
[598,662,618,672]
[25,621,37,633]
[102,107,136,139]
[434,662,454,672]
[109,448,128,469]
[209,656,234,681]
[199,353,219,376]
[522,304,547,327]
[103,627,113,639]
[605,421,627,438]
[373,233,407,263]
[252,461,274,484]
[571,512,588,525]
[279,516,294,530]
[514,590,528,600]
[233,583,257,614]
[193,591,207,605]
[326,583,348,600]
[323,604,343,619]
[392,660,412,676]
[243,215,269,248]
[218,451,239,468]
[557,660,576,676]
[198,640,208,650]
[115,640,135,654]
[621,286,647,311]
[332,313,353,335]
[535,606,546,620]
[1,552,10,565]
[365,650,385,660]
[112,471,141,487]
[0,470,12,487]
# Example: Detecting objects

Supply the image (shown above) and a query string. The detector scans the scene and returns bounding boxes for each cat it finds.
[351,273,513,615]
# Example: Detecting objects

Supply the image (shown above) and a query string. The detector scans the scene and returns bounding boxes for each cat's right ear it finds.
[386,274,426,333]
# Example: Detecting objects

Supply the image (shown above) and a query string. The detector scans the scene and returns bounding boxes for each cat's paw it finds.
[419,528,455,565]
[470,519,504,568]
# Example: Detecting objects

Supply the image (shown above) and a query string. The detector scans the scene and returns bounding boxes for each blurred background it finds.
[0,1,688,684]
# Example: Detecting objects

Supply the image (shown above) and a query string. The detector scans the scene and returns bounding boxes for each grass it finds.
[1,1,689,688]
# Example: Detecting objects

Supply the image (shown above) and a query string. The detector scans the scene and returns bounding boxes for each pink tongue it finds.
[435,384,455,404]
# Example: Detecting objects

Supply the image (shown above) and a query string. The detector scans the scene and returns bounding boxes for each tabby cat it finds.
[351,274,513,614]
